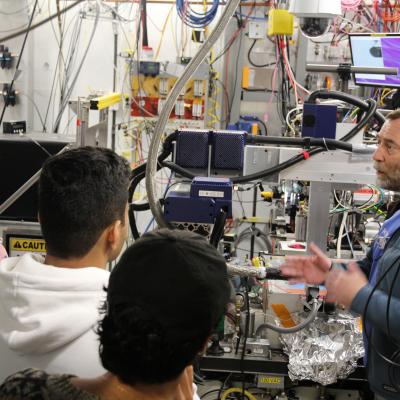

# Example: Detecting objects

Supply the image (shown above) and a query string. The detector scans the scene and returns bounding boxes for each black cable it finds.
[0,0,83,43]
[257,119,267,136]
[235,98,377,183]
[128,133,177,238]
[210,209,228,248]
[130,131,177,178]
[215,78,231,123]
[240,280,250,400]
[131,93,378,239]
[228,27,243,127]
[162,161,196,180]
[160,98,377,185]
[307,90,385,125]
[44,12,82,132]
[210,34,238,66]
[0,0,39,129]
[217,373,232,400]
[280,36,290,117]
[277,37,289,123]
[140,0,148,47]
[52,4,99,133]
[128,171,146,238]
[247,39,273,68]
[246,135,353,151]
[210,13,244,66]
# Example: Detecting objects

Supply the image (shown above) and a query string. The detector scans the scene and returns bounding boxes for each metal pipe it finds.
[111,6,118,151]
[227,263,266,278]
[306,64,398,76]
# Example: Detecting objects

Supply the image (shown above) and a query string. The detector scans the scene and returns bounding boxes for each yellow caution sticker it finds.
[259,376,282,384]
[257,374,284,388]
[10,238,46,253]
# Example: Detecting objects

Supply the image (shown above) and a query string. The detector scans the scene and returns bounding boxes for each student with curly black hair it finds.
[0,229,231,400]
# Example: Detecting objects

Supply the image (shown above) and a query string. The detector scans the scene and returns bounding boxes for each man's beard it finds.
[374,162,400,190]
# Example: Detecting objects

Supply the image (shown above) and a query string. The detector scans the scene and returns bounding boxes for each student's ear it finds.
[106,220,123,252]
[198,336,212,356]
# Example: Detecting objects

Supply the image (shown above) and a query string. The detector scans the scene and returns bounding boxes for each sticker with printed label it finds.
[198,190,224,198]
[257,374,284,389]
[9,238,46,257]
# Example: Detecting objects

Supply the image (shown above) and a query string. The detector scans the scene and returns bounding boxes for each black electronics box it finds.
[0,134,73,221]
[3,121,26,134]
[139,61,160,76]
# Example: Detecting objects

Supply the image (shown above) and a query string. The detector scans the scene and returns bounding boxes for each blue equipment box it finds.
[212,131,245,170]
[164,177,232,224]
[175,130,210,169]
[301,103,337,139]
[174,129,246,170]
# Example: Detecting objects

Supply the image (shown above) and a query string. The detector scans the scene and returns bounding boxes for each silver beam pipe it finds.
[227,263,266,278]
[306,64,398,76]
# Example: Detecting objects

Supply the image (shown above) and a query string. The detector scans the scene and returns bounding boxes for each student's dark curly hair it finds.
[39,147,130,258]
[98,229,230,385]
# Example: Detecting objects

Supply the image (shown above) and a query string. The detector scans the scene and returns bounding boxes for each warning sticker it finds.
[9,238,46,257]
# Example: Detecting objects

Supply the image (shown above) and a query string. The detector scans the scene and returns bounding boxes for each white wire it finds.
[337,211,348,258]
[285,106,303,135]
[52,1,100,132]
[336,15,375,33]
[343,219,355,257]
[334,190,349,209]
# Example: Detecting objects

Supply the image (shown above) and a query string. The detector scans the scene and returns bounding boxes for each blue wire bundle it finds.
[176,0,219,28]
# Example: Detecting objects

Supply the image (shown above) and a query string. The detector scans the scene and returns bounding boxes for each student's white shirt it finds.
[0,253,108,381]
[0,253,200,399]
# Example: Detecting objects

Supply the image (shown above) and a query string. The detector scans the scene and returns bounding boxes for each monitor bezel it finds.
[349,32,400,89]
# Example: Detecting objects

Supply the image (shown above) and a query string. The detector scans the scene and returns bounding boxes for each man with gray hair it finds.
[281,109,400,399]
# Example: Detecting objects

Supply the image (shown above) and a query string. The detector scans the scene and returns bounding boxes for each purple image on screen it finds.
[354,36,400,87]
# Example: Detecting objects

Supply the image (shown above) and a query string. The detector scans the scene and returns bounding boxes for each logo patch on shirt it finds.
[376,227,391,250]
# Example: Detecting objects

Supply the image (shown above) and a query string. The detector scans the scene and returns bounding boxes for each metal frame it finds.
[200,352,367,383]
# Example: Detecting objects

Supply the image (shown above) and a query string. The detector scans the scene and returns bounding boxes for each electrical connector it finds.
[268,9,294,36]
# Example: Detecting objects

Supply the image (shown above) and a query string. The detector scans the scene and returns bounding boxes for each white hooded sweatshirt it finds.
[0,253,109,381]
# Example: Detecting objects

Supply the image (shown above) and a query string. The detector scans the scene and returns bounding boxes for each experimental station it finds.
[0,0,399,398]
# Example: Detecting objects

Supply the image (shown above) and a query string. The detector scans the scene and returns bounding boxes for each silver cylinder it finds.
[295,213,307,242]
[306,64,398,76]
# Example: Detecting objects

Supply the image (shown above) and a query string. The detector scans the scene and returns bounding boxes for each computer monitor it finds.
[349,33,400,88]
[0,134,72,222]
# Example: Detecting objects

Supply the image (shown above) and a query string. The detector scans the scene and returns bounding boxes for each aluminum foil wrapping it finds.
[227,260,266,278]
[280,312,364,385]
